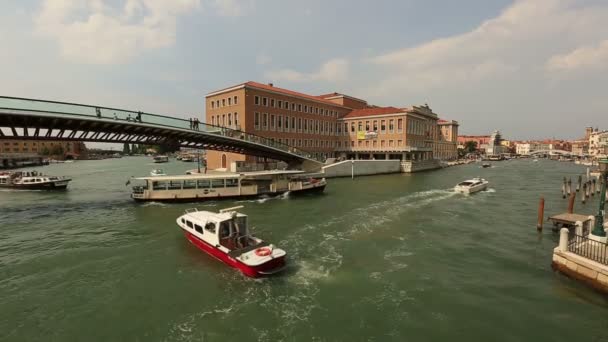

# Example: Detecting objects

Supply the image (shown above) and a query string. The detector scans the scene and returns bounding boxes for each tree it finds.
[50,145,64,156]
[123,143,131,155]
[40,146,50,156]
[464,141,478,153]
[131,144,138,154]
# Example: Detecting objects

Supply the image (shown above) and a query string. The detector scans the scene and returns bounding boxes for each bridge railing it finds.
[0,96,321,162]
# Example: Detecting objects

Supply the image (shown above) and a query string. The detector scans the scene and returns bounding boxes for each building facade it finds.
[204,82,459,170]
[0,140,87,159]
[589,130,608,157]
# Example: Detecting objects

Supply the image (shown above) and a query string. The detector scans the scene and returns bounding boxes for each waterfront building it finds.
[204,82,459,170]
[457,135,490,151]
[589,130,608,158]
[486,130,503,155]
[0,139,87,159]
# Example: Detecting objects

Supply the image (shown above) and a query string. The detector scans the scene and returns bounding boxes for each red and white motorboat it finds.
[176,206,287,278]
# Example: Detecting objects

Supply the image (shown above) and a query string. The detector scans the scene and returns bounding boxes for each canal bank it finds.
[1,157,607,341]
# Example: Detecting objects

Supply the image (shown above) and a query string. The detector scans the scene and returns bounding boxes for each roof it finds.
[341,106,407,119]
[206,81,349,108]
[135,173,240,181]
[184,210,246,224]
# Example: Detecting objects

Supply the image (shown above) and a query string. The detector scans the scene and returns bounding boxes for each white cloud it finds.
[265,58,350,83]
[210,0,252,17]
[33,0,201,64]
[546,39,608,72]
[367,0,608,95]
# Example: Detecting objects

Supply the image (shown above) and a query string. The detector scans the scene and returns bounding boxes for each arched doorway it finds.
[221,154,227,169]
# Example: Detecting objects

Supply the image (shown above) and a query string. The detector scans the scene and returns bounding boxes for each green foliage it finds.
[123,143,131,155]
[464,141,478,153]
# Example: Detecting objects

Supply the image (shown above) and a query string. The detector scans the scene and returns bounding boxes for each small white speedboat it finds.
[150,169,166,177]
[454,177,489,194]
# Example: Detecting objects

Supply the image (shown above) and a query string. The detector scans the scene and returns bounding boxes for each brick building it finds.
[0,140,87,159]
[204,81,458,169]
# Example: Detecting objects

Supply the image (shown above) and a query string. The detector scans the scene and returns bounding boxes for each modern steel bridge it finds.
[0,96,322,168]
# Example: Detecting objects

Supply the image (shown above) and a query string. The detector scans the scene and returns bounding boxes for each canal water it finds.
[1,158,607,341]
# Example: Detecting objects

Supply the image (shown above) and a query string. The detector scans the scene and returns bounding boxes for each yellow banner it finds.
[357,131,366,140]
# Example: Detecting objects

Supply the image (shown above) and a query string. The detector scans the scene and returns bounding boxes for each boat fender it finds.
[255,247,272,257]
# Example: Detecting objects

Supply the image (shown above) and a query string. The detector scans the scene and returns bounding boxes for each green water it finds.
[1,158,606,341]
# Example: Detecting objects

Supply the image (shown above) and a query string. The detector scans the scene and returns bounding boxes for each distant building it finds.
[457,135,491,151]
[0,140,87,159]
[486,130,503,155]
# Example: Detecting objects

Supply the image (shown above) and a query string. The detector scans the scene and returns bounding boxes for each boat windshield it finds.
[458,181,474,186]
[219,216,248,238]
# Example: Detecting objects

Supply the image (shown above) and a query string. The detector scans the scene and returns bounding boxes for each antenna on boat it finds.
[219,206,244,213]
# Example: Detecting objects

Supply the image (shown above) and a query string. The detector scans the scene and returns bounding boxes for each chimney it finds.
[268,83,273,87]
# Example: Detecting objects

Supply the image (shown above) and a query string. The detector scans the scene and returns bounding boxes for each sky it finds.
[1,0,607,146]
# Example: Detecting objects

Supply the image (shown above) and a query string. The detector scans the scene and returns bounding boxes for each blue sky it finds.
[1,0,607,145]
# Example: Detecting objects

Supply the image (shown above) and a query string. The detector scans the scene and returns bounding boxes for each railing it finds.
[0,96,321,162]
[568,234,608,265]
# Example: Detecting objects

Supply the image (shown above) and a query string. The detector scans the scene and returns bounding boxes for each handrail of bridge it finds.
[0,96,321,162]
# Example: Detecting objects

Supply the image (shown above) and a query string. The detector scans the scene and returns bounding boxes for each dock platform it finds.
[548,213,592,232]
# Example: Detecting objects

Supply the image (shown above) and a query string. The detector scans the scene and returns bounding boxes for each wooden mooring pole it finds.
[582,182,587,204]
[577,175,582,192]
[567,178,572,195]
[568,192,576,214]
[537,196,545,231]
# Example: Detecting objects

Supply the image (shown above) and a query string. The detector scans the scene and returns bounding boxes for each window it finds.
[278,100,282,108]
[277,115,282,130]
[270,115,275,130]
[196,180,209,189]
[365,141,369,147]
[228,97,232,106]
[270,99,275,107]
[211,179,225,188]
[285,116,290,131]
[315,121,319,134]
[398,140,403,146]
[211,116,215,125]
[373,140,377,148]
[315,107,319,114]
[358,122,362,132]
[255,96,260,105]
[234,113,238,127]
[358,141,362,147]
[292,103,296,111]
[263,113,268,129]
[351,141,355,147]
[211,101,214,109]
[304,105,308,113]
[325,109,329,116]
[291,117,296,131]
[254,112,260,129]
[337,123,341,134]
[226,179,238,187]
[216,100,220,108]
[183,180,197,189]
[228,113,232,126]
[381,120,386,133]
[298,104,302,112]
[381,140,385,147]
[222,114,225,126]
[298,139,302,147]
[365,121,370,131]
[373,121,378,131]
[234,96,238,104]
[389,140,394,147]
[262,97,268,106]
[351,122,355,132]
[303,119,308,133]
[389,119,394,133]
[194,224,203,234]
[222,99,225,106]
[205,222,216,233]
[186,220,193,229]
[397,119,403,132]
[298,118,302,131]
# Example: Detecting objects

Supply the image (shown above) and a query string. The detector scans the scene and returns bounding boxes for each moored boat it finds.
[0,170,71,190]
[454,177,489,194]
[482,163,491,168]
[177,206,287,277]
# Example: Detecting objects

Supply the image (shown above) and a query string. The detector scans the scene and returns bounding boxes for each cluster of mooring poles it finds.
[538,167,606,232]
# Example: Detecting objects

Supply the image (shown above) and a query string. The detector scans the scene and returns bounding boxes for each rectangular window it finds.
[365,121,370,131]
[291,117,296,131]
[389,119,394,133]
[186,221,193,229]
[389,140,394,147]
[398,140,403,146]
[234,96,238,104]
[358,141,362,147]
[381,120,386,133]
[337,123,341,134]
[254,112,260,129]
[228,113,232,126]
[284,101,289,110]
[325,109,329,116]
[381,140,385,147]
[298,139,302,147]
[315,121,319,134]
[255,96,259,105]
[183,180,197,189]
[263,113,268,129]
[304,105,308,113]
[228,97,232,106]
[298,118,302,131]
[277,115,282,130]
[211,116,215,125]
[222,114,225,126]
[262,97,268,106]
[278,100,282,108]
[292,103,296,111]
[365,140,369,147]
[234,113,238,127]
[351,122,355,132]
[315,107,319,114]
[351,141,355,147]
[397,119,403,132]
[270,99,275,107]
[216,100,220,108]
[358,122,362,132]
[298,104,302,112]
[211,179,225,188]
[373,121,378,131]
[211,101,214,109]
[222,99,225,106]
[270,114,275,130]
[344,123,348,135]
[285,116,290,131]
[373,140,377,148]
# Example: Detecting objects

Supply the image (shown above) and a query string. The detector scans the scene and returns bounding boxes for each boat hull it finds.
[183,230,286,278]
[0,181,70,190]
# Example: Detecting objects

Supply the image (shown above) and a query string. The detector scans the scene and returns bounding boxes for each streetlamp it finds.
[591,159,608,239]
